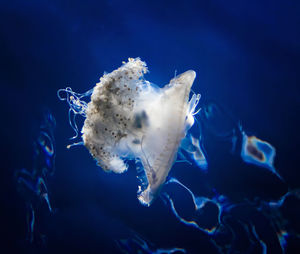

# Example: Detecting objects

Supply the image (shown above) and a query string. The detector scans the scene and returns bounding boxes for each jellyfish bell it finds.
[60,58,200,206]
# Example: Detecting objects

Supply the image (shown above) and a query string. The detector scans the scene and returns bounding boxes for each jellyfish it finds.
[58,58,201,206]
[56,59,300,253]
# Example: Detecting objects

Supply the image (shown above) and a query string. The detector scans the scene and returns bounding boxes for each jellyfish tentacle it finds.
[58,87,93,140]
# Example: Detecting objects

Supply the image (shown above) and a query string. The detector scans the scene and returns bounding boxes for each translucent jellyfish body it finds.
[60,58,200,206]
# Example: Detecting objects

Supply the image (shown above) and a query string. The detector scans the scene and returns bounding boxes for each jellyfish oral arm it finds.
[185,93,201,130]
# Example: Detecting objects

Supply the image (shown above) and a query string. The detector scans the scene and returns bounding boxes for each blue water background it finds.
[1,0,299,253]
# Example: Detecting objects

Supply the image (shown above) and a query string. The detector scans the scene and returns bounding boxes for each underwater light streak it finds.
[116,234,186,254]
[241,132,281,179]
[161,176,300,253]
[15,111,56,243]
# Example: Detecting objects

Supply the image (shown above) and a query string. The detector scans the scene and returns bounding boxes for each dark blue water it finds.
[1,1,299,253]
